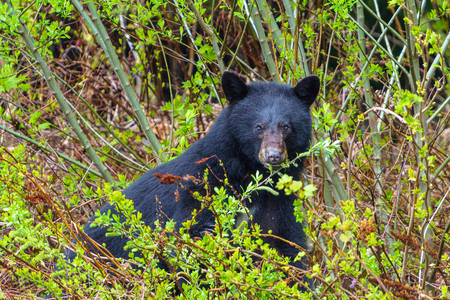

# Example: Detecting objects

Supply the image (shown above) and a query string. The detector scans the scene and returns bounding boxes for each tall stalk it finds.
[6,0,115,185]
[186,0,224,74]
[72,0,164,161]
[356,2,395,254]
[404,0,432,287]
[282,0,310,75]
[244,0,279,81]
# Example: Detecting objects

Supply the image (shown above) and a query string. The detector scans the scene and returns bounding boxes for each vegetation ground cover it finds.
[0,0,449,299]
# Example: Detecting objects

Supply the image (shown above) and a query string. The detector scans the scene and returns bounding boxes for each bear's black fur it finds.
[79,71,320,289]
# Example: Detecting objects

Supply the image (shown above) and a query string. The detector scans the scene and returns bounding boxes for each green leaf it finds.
[303,184,317,197]
[38,123,51,130]
[339,232,352,243]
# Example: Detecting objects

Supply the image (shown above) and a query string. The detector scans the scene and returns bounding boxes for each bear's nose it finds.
[265,149,285,165]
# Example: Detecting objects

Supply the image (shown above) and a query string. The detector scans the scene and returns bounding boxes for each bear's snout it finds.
[259,145,288,169]
[258,129,288,169]
[265,148,285,164]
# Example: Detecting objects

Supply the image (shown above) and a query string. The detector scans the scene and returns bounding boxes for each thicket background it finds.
[0,0,449,299]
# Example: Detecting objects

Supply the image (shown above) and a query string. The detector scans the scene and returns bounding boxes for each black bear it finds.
[79,71,320,290]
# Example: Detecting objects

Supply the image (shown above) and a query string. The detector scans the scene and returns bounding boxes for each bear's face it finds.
[222,72,320,170]
[255,120,290,170]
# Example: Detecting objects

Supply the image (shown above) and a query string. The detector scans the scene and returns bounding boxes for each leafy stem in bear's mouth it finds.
[263,163,283,170]
[267,164,280,169]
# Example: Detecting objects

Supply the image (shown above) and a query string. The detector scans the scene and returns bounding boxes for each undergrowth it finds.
[1,0,450,299]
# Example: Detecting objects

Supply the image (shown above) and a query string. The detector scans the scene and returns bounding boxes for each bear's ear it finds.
[222,71,248,104]
[293,75,320,106]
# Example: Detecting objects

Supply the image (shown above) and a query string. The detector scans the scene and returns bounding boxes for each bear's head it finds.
[222,71,320,171]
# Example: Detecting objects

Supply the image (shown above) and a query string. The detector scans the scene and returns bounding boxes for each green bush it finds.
[0,0,450,299]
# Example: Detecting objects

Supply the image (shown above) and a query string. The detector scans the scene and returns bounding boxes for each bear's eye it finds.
[255,125,263,132]
[283,124,291,132]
